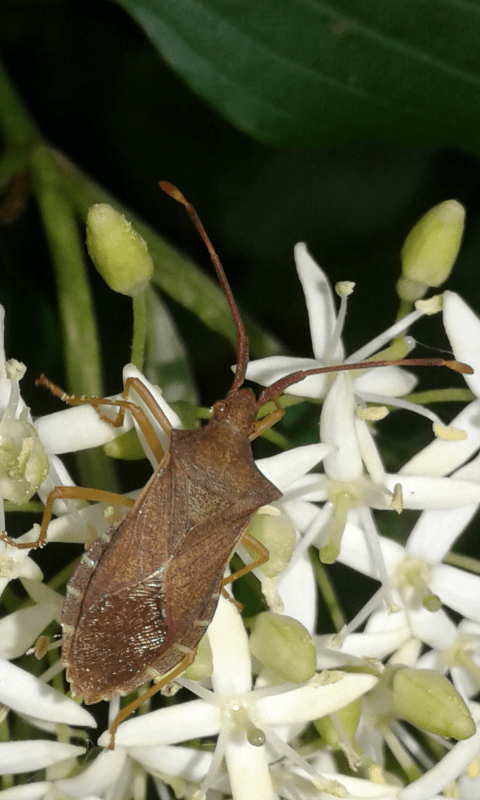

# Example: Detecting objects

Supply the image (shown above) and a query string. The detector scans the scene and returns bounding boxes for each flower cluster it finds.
[1,202,480,800]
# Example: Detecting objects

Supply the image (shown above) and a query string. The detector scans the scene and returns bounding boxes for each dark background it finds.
[2,1,480,408]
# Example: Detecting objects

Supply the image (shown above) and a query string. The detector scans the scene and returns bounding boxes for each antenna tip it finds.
[159,181,187,205]
[445,360,474,375]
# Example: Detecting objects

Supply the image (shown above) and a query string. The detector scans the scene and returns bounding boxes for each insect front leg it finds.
[0,486,136,549]
[38,375,172,464]
[249,394,284,441]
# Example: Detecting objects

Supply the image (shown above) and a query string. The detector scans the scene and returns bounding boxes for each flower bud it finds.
[313,698,362,748]
[86,204,153,296]
[249,612,316,682]
[397,201,465,303]
[183,633,212,682]
[392,667,475,740]
[246,510,296,578]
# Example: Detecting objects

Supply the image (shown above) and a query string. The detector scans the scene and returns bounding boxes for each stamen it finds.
[325,288,351,364]
[356,507,396,611]
[347,307,425,363]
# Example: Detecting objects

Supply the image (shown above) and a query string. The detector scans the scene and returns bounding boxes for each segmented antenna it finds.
[160,182,249,392]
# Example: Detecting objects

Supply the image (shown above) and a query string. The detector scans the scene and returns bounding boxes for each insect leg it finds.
[222,529,269,586]
[106,653,195,749]
[38,375,171,463]
[0,486,135,550]
[249,394,284,440]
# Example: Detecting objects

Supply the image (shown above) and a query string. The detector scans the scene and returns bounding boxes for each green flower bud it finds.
[392,667,475,740]
[246,510,296,578]
[397,201,465,303]
[314,698,362,748]
[86,204,153,296]
[249,612,316,683]
[104,428,146,461]
[183,632,212,681]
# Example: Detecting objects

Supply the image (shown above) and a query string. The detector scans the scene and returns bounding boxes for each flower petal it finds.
[354,366,417,397]
[209,596,252,696]
[225,736,274,800]
[0,658,95,727]
[0,741,84,775]
[443,291,480,395]
[256,672,377,725]
[294,243,344,363]
[431,565,480,623]
[54,748,127,797]
[111,699,220,748]
[384,474,480,509]
[407,505,479,562]
[0,604,58,659]
[401,401,480,477]
[245,355,332,397]
[257,444,330,491]
[321,374,363,479]
[129,744,212,782]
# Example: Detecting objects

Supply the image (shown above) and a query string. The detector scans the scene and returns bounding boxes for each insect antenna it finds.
[257,356,473,407]
[160,181,249,392]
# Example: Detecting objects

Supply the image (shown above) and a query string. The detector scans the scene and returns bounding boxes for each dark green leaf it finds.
[119,0,480,150]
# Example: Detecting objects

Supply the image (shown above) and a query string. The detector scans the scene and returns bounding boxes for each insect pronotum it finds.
[1,183,472,747]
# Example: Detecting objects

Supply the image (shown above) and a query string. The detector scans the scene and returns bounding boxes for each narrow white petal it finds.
[340,628,409,659]
[384,474,480,509]
[0,604,57,659]
[256,672,377,725]
[224,736,274,800]
[0,659,95,727]
[209,596,252,695]
[431,565,480,622]
[354,366,417,397]
[443,292,480,395]
[0,741,84,775]
[407,606,457,650]
[399,724,480,800]
[111,699,220,748]
[256,444,330,490]
[407,505,479,562]
[54,748,127,797]
[245,355,332,398]
[130,744,211,782]
[277,551,317,633]
[355,417,385,485]
[294,243,344,363]
[321,374,363,479]
[0,782,50,799]
[401,401,480,477]
[35,404,130,454]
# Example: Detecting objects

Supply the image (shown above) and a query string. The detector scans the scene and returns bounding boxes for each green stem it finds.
[131,291,147,370]
[404,388,474,405]
[51,150,283,359]
[29,145,117,491]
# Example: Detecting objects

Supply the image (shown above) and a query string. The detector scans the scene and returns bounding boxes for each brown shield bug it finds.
[1,183,471,747]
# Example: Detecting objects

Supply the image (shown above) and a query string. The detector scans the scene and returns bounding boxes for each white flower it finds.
[247,243,427,407]
[103,595,377,800]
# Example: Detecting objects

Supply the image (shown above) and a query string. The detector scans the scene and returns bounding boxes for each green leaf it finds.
[119,0,480,151]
